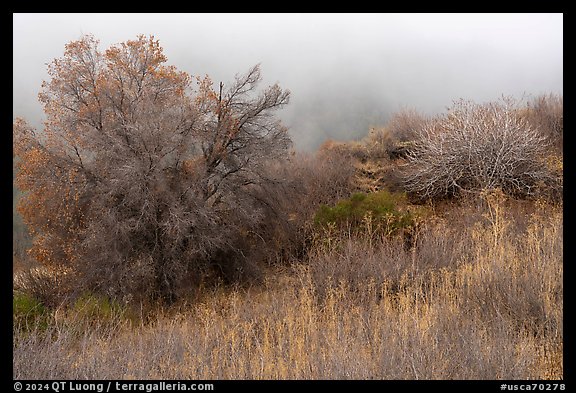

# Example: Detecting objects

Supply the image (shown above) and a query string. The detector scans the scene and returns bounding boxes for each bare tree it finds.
[14,35,291,303]
[402,98,558,201]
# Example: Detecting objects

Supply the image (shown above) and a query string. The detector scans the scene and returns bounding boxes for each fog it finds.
[13,13,563,150]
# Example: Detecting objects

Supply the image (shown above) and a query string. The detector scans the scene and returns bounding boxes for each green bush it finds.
[314,190,417,236]
[13,292,49,331]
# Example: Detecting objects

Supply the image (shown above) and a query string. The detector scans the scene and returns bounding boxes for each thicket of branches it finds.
[14,35,294,303]
[366,108,429,159]
[523,93,563,152]
[401,98,561,202]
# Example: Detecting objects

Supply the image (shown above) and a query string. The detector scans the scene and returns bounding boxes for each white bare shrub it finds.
[402,98,558,201]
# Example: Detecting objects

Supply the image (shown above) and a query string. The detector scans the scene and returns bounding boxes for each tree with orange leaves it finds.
[14,35,291,303]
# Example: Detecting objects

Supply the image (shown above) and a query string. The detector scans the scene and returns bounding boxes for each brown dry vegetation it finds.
[12,35,563,380]
[13,194,562,379]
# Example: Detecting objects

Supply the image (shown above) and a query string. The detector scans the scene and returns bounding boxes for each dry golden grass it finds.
[13,197,562,380]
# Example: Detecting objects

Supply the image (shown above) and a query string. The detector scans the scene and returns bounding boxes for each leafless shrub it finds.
[387,108,429,143]
[365,108,428,159]
[303,211,475,302]
[402,98,560,201]
[523,93,563,151]
[13,267,72,308]
[295,146,357,209]
[250,149,358,264]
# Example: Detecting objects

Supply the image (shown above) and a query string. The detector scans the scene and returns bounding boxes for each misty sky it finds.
[13,13,563,150]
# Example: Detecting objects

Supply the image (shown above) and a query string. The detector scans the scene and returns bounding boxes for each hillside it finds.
[13,94,563,380]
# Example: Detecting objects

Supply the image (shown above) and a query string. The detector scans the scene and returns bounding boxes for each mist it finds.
[13,13,563,151]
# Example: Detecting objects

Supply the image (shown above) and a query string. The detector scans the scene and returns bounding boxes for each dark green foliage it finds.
[314,190,416,236]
